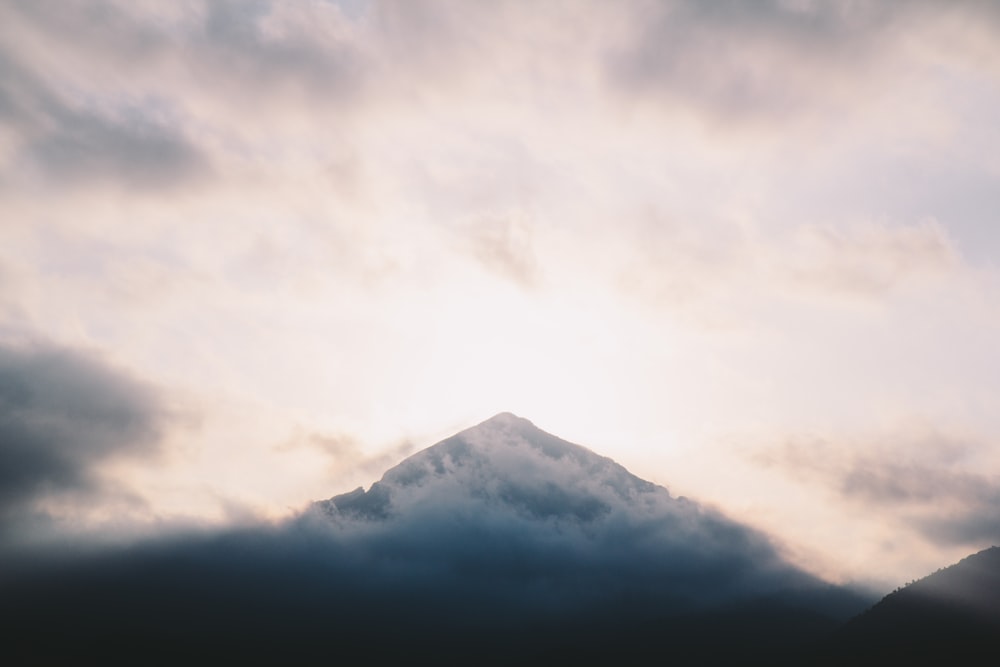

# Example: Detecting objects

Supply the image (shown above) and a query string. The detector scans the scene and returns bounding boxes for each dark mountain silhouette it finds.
[816,546,1000,664]
[1,413,870,665]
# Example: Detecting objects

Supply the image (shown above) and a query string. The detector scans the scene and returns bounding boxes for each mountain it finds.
[303,412,870,660]
[817,546,1000,663]
[317,411,661,524]
[313,412,842,607]
[0,412,871,666]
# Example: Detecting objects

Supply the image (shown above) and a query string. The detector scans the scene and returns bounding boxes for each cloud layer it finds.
[757,427,1000,551]
[0,339,168,526]
[1,0,999,586]
[1,414,871,664]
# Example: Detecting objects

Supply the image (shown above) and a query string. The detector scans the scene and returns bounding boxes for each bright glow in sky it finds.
[3,0,1000,588]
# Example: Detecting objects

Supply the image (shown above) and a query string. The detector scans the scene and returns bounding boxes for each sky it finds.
[2,0,1000,589]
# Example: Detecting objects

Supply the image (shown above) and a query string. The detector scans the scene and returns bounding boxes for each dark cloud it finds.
[760,433,1000,548]
[0,340,168,522]
[0,46,208,190]
[28,105,208,190]
[307,414,873,626]
[839,463,993,506]
[920,507,1000,547]
[605,0,1000,126]
[607,0,887,120]
[0,509,869,665]
[2,0,365,108]
[0,0,371,190]
[194,0,364,97]
[0,413,872,664]
[843,463,1000,545]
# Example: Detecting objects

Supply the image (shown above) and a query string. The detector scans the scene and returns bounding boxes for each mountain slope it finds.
[306,413,871,648]
[0,412,871,665]
[318,412,661,524]
[313,412,825,606]
[819,546,1000,663]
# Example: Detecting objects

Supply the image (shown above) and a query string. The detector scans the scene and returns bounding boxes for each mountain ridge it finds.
[305,412,870,621]
[1,411,877,665]
[315,412,663,523]
[817,545,1000,663]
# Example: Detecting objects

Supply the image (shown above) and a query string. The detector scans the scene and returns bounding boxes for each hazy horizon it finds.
[3,0,1000,591]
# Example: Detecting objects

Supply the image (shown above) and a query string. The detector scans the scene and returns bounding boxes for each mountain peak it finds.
[457,412,572,449]
[306,414,852,627]
[315,413,661,522]
[482,410,525,423]
[463,411,536,435]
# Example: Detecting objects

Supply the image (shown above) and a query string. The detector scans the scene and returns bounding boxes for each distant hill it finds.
[817,546,1000,663]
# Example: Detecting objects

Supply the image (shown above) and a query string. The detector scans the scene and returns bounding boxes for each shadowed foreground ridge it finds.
[2,413,870,665]
[817,546,1000,664]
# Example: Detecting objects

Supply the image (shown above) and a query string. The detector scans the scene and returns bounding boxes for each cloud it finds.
[0,492,866,664]
[460,212,540,288]
[0,0,996,598]
[0,46,208,190]
[187,0,366,104]
[275,427,415,484]
[0,414,872,663]
[604,0,1000,131]
[308,414,848,610]
[920,506,1000,546]
[758,429,1000,548]
[778,219,959,298]
[0,339,169,522]
[620,217,959,330]
[25,105,208,191]
[606,0,892,123]
[0,0,370,191]
[2,0,366,103]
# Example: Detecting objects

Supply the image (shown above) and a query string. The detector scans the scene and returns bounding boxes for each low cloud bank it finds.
[1,414,871,664]
[0,514,868,665]
[0,339,169,527]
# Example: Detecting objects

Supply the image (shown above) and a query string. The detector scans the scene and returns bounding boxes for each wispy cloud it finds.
[757,427,1000,548]
[779,219,958,298]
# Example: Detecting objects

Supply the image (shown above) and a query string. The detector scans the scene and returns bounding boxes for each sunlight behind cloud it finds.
[3,0,1000,586]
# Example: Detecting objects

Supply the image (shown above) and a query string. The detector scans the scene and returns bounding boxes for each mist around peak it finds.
[1,413,873,665]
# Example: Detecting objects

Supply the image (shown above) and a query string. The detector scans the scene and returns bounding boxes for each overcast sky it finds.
[2,0,1000,588]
